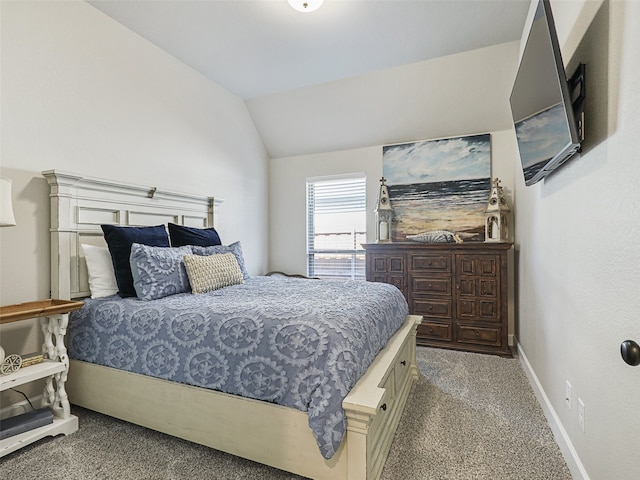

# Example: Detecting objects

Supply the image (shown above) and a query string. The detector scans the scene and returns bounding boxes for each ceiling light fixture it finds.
[288,0,324,13]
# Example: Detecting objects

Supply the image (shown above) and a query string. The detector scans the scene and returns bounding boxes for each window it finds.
[306,175,366,280]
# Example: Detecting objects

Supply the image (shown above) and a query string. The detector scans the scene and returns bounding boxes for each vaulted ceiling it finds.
[88,0,530,158]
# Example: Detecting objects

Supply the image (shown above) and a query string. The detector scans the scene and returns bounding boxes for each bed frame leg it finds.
[345,412,370,480]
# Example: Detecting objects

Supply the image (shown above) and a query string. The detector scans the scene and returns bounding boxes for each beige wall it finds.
[4,1,638,477]
[0,0,269,305]
[249,41,520,159]
[268,42,519,276]
[0,2,268,402]
[514,1,640,478]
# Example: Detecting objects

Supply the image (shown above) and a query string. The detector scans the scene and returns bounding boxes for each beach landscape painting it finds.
[515,102,572,183]
[382,134,491,242]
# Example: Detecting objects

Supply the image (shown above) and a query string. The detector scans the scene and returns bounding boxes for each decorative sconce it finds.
[376,177,392,243]
[484,178,510,243]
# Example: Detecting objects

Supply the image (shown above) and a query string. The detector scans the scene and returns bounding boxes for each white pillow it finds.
[81,244,118,298]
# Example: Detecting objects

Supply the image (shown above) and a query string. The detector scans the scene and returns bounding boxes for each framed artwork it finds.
[382,133,491,242]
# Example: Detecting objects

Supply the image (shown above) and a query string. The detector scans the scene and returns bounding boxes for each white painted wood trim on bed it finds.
[45,169,420,480]
[42,169,223,300]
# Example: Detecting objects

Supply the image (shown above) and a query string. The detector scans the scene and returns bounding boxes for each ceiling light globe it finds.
[288,0,324,13]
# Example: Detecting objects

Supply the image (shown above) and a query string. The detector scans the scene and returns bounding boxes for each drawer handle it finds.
[380,403,387,412]
[401,360,407,366]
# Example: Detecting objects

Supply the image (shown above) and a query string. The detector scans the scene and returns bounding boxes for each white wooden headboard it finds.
[43,170,223,300]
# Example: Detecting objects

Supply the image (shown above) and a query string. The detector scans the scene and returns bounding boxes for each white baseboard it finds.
[516,341,590,480]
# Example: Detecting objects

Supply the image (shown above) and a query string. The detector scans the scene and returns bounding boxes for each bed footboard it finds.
[66,314,421,480]
[343,314,421,480]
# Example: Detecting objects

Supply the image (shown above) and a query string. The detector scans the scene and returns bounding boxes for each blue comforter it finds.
[68,276,408,459]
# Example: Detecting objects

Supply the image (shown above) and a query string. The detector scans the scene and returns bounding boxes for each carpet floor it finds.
[0,347,572,479]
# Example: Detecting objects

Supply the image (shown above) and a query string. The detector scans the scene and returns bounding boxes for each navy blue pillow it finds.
[101,224,169,297]
[168,223,222,247]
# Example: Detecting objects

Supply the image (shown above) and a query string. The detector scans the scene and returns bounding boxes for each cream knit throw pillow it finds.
[183,252,244,294]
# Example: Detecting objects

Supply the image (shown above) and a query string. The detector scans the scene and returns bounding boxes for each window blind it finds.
[307,176,366,280]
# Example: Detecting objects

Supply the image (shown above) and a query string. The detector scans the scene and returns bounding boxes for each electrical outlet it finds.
[578,398,585,432]
[565,381,572,410]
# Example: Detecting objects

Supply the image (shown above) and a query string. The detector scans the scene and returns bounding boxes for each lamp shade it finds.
[0,177,17,226]
[288,0,324,13]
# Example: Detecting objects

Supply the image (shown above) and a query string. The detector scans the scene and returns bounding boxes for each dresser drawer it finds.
[417,321,452,341]
[393,339,413,394]
[459,278,498,298]
[411,276,452,295]
[371,255,405,274]
[458,298,500,322]
[412,298,453,319]
[456,324,502,347]
[457,255,499,277]
[372,274,406,295]
[411,254,451,273]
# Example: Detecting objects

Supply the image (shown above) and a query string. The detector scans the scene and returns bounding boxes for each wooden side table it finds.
[0,299,84,457]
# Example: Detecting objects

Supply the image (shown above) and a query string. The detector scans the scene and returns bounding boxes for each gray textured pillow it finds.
[191,241,250,279]
[129,244,193,300]
[183,252,244,294]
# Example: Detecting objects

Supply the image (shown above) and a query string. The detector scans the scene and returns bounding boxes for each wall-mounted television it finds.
[510,0,584,186]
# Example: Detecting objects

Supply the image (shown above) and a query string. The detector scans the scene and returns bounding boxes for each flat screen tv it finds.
[510,0,583,186]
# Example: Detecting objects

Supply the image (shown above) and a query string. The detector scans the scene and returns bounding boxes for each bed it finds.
[43,169,421,480]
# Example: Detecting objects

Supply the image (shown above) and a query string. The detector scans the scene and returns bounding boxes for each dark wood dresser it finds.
[364,242,512,356]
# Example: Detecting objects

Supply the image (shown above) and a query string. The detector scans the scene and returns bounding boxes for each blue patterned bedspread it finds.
[68,276,408,459]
